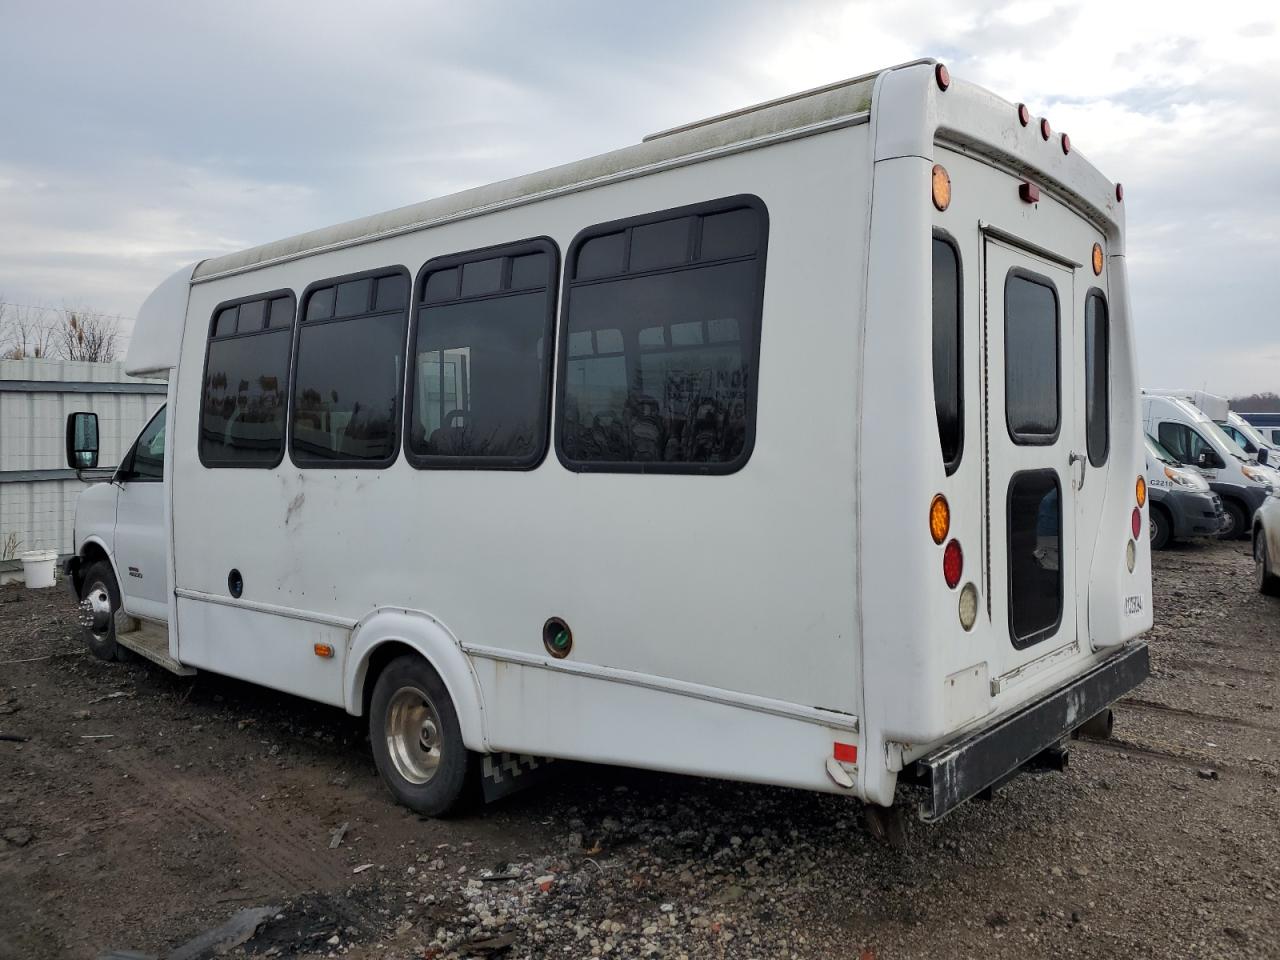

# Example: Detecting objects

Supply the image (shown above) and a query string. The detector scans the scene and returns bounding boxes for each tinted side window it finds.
[292,269,410,466]
[558,196,768,473]
[1005,272,1060,444]
[126,406,167,481]
[406,240,558,468]
[1008,469,1062,647]
[1085,292,1109,466]
[201,292,295,467]
[932,236,962,472]
[1158,422,1218,468]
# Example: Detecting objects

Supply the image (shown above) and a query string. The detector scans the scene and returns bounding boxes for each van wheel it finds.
[1255,534,1280,597]
[78,561,130,662]
[1218,501,1246,541]
[369,655,476,817]
[1149,505,1171,550]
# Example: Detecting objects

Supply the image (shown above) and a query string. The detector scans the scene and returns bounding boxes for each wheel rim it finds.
[385,686,443,785]
[1222,511,1237,537]
[1149,513,1160,544]
[80,581,113,640]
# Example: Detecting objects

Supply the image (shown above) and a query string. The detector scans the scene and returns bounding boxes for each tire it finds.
[1149,504,1172,550]
[78,561,130,662]
[1218,500,1247,541]
[368,655,476,817]
[1255,532,1280,597]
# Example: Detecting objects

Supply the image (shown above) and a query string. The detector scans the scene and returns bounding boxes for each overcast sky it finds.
[1,1,1277,394]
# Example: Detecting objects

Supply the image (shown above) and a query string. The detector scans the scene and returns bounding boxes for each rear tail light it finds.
[932,164,951,211]
[929,494,951,543]
[958,582,978,630]
[943,540,963,588]
[1131,508,1142,539]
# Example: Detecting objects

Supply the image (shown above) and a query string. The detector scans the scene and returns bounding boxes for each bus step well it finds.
[115,620,195,677]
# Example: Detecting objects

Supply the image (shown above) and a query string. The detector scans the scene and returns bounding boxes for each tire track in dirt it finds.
[1119,696,1280,734]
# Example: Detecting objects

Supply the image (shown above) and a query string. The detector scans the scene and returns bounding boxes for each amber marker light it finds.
[314,643,335,658]
[1136,475,1147,507]
[1092,243,1104,276]
[932,164,951,211]
[929,494,951,544]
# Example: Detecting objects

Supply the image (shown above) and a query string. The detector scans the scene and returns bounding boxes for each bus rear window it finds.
[932,236,962,472]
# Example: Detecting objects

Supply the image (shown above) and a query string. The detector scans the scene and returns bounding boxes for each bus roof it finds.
[191,63,910,283]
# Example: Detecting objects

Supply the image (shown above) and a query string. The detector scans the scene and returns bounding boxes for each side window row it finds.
[199,195,768,474]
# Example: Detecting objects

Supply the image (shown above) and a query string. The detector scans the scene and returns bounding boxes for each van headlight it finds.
[1242,465,1273,488]
[1163,466,1197,487]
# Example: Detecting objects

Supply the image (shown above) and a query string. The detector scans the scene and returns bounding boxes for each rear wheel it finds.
[368,655,475,816]
[1255,532,1280,597]
[1149,504,1172,550]
[1218,500,1246,541]
[78,561,131,662]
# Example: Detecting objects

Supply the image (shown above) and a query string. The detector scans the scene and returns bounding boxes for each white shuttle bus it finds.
[63,60,1151,824]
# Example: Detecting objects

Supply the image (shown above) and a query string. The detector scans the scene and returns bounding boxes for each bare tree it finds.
[0,299,59,360]
[57,308,120,363]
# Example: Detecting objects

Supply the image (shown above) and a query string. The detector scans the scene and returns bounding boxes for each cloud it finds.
[1,0,1277,392]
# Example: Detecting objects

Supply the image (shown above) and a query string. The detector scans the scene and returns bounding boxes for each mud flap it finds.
[480,752,555,803]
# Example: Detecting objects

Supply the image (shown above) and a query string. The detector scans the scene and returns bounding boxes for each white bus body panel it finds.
[169,130,869,792]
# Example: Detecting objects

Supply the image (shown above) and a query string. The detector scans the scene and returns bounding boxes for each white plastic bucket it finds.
[20,550,58,590]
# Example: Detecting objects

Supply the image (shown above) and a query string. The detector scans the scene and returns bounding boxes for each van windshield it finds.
[1205,420,1250,461]
[1227,416,1270,451]
[1146,435,1179,466]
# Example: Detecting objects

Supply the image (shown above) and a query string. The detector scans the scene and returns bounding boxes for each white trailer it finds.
[63,60,1151,823]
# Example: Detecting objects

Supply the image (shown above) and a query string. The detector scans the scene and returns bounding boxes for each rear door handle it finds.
[1069,451,1086,491]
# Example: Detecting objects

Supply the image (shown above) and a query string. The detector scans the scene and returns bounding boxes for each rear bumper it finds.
[906,642,1149,822]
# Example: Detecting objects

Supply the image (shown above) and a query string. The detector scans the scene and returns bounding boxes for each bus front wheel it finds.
[369,655,476,817]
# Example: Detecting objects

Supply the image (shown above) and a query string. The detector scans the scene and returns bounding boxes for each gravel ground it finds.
[0,539,1277,959]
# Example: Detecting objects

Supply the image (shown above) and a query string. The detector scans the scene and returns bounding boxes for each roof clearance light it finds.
[1092,243,1104,276]
[958,582,978,630]
[1017,103,1031,127]
[943,540,963,589]
[1061,133,1071,155]
[1136,476,1147,507]
[929,494,951,544]
[932,164,951,211]
[936,63,950,91]
[1019,182,1040,204]
[1040,118,1051,141]
[1116,183,1124,202]
[1131,507,1142,539]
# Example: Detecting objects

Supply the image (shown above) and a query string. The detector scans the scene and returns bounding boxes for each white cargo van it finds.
[1142,394,1274,538]
[1143,434,1225,548]
[1145,388,1276,466]
[62,60,1151,825]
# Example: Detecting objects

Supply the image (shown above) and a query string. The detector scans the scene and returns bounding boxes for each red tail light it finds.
[1131,508,1141,539]
[943,540,963,589]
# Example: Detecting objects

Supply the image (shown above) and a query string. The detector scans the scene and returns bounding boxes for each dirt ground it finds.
[1,539,1277,960]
